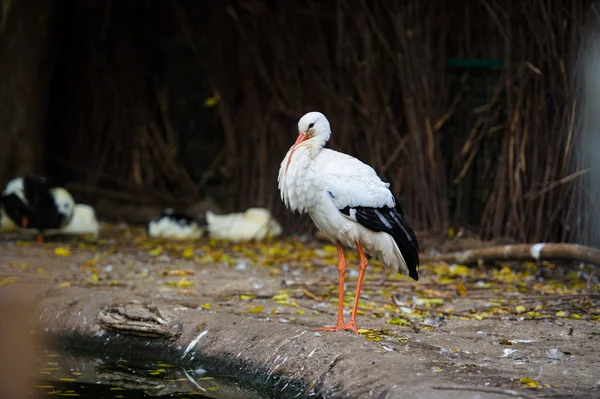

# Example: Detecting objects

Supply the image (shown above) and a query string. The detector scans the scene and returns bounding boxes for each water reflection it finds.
[34,348,270,399]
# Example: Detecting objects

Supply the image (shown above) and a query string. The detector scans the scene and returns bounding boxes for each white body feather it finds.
[147,217,203,240]
[13,204,100,238]
[278,115,410,275]
[206,207,282,241]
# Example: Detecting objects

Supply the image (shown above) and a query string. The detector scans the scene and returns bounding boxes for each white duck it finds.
[147,208,203,240]
[278,112,420,333]
[205,207,282,241]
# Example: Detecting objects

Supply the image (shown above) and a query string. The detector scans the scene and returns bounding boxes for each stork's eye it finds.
[308,123,315,129]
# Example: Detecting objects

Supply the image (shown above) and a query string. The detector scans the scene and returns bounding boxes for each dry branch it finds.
[422,243,600,266]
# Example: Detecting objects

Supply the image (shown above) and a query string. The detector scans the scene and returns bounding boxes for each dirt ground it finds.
[0,225,599,398]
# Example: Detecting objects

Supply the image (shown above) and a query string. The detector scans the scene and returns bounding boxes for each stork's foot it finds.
[36,232,45,245]
[315,320,357,334]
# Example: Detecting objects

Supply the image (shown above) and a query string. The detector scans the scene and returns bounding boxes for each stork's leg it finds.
[315,241,348,332]
[345,241,369,334]
[36,232,45,245]
[21,216,29,228]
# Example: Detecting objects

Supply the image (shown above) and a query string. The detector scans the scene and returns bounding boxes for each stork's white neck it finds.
[278,139,327,214]
[298,134,329,160]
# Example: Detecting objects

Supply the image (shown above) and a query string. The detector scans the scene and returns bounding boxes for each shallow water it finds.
[33,347,272,399]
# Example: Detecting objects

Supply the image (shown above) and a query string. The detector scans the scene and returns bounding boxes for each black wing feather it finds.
[1,175,67,230]
[340,196,420,281]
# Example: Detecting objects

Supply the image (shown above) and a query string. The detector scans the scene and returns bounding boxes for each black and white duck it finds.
[1,175,75,244]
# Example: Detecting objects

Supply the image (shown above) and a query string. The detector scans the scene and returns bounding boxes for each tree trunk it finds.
[0,0,63,183]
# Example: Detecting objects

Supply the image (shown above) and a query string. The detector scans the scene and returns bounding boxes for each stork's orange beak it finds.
[285,132,309,172]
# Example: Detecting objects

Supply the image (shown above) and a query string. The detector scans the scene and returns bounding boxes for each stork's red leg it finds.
[36,232,45,245]
[316,241,348,332]
[346,241,369,334]
[21,216,29,228]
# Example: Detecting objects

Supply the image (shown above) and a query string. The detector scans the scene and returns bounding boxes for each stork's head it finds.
[285,112,331,172]
[297,112,331,143]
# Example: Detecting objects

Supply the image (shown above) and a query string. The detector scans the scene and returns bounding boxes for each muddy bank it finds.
[0,233,598,398]
[35,286,463,399]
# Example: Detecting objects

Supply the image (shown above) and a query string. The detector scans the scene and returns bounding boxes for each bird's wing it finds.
[315,149,395,209]
[316,149,420,279]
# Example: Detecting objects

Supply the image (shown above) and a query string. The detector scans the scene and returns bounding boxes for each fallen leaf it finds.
[271,293,289,301]
[247,305,263,313]
[176,277,194,288]
[456,281,467,296]
[162,269,195,276]
[388,317,412,327]
[9,262,28,271]
[515,305,526,314]
[0,277,19,287]
[555,311,566,317]
[182,248,194,258]
[520,377,539,388]
[54,247,72,256]
[200,303,212,310]
[60,282,71,288]
[148,247,164,256]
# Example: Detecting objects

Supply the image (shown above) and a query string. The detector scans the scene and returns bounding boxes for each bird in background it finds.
[278,111,420,334]
[1,175,75,244]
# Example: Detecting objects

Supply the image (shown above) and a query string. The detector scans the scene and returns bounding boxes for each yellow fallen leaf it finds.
[456,281,467,296]
[9,262,28,271]
[240,294,256,301]
[388,317,412,327]
[176,277,194,288]
[515,305,526,314]
[520,377,539,388]
[200,303,212,310]
[54,247,72,256]
[148,247,164,256]
[449,265,469,277]
[0,277,19,287]
[60,282,71,288]
[570,313,581,320]
[182,248,194,258]
[447,227,455,239]
[162,269,195,276]
[271,293,289,301]
[247,305,263,313]
[203,93,220,107]
[149,368,166,375]
[85,258,97,266]
[296,309,305,315]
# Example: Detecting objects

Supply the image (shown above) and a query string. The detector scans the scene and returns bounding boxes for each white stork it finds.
[278,112,420,334]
